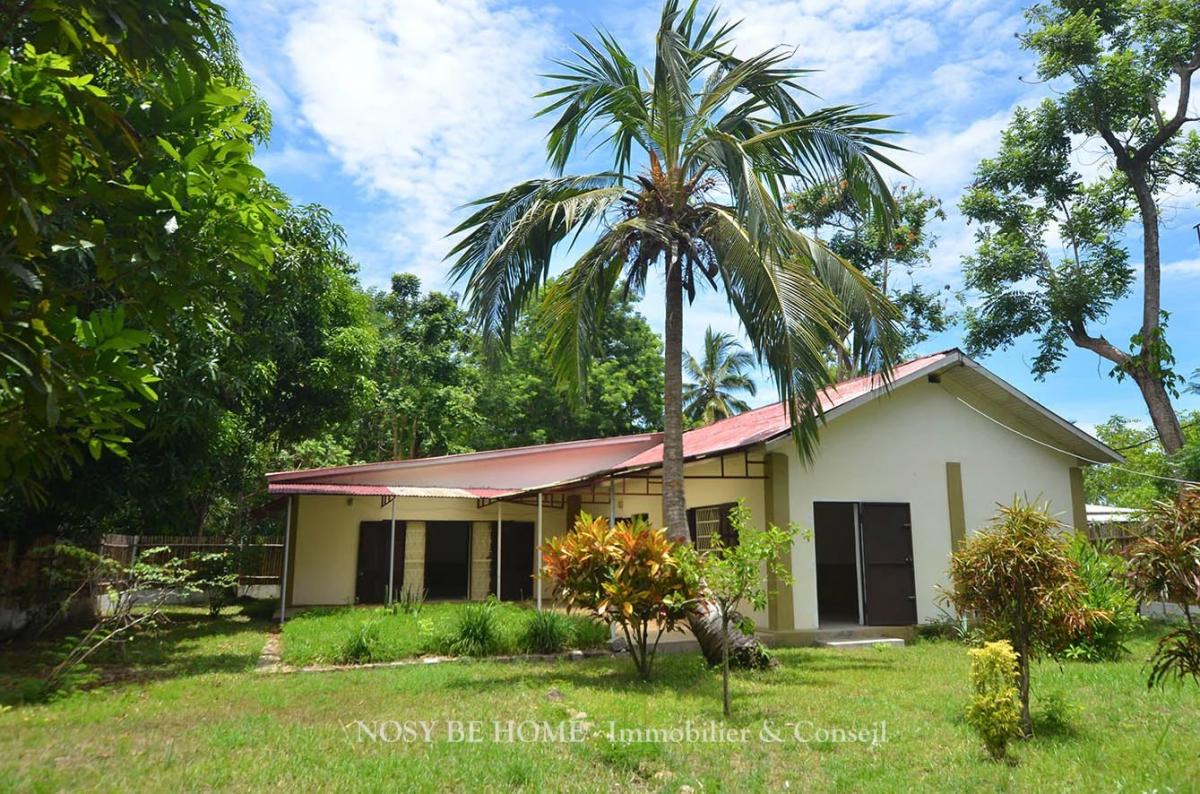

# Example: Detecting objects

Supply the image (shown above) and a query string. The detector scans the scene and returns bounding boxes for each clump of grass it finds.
[570,617,610,649]
[336,622,382,664]
[449,602,501,657]
[520,610,573,654]
[390,586,426,617]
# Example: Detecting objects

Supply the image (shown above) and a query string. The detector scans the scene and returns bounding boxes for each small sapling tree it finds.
[1128,490,1200,688]
[688,500,799,716]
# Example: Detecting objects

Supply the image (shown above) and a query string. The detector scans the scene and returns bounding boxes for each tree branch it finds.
[1134,42,1200,166]
[1065,322,1132,369]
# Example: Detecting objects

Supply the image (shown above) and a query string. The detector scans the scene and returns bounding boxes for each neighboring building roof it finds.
[1086,504,1144,524]
[266,349,1123,497]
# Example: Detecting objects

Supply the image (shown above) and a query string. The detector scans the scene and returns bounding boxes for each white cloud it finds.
[721,0,940,98]
[280,0,558,286]
[1164,258,1200,278]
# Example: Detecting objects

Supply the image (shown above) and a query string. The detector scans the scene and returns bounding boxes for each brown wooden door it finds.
[858,503,917,625]
[356,520,405,604]
[490,521,534,601]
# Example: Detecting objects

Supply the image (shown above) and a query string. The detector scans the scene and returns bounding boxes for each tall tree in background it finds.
[786,183,950,377]
[683,327,757,424]
[961,0,1200,454]
[354,274,480,461]
[449,0,902,665]
[0,1,280,502]
[473,285,663,449]
[1085,411,1200,509]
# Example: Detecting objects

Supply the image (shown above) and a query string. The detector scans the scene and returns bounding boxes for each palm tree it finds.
[684,327,758,424]
[449,0,903,664]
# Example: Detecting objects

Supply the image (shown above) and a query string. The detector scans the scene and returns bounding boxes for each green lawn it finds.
[2,611,1198,792]
[281,603,610,665]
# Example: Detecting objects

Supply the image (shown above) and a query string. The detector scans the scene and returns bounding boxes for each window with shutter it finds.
[692,505,724,551]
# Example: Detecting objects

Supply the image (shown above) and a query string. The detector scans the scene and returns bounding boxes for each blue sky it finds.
[224,0,1200,434]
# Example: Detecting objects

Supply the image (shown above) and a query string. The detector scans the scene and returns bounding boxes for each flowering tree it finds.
[541,513,694,679]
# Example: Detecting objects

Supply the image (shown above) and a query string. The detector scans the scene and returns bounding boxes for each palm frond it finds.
[540,220,642,390]
[447,175,625,350]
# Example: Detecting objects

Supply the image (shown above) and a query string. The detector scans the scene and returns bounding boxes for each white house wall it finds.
[779,378,1078,631]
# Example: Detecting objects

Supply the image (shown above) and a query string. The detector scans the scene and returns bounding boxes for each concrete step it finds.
[816,637,906,650]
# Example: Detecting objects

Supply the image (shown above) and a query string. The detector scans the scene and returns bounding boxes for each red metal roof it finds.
[266,483,519,498]
[613,351,953,470]
[266,350,957,495]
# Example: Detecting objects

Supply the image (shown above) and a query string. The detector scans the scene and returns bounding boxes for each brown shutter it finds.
[686,508,697,545]
[718,502,738,547]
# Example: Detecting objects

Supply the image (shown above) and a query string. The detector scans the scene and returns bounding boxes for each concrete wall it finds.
[776,378,1078,631]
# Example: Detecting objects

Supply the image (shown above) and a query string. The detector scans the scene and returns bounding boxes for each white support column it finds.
[496,501,503,600]
[608,479,616,524]
[387,496,397,606]
[535,492,543,611]
[279,496,292,625]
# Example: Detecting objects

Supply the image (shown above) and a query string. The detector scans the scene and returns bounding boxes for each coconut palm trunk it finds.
[663,253,766,665]
[662,251,688,535]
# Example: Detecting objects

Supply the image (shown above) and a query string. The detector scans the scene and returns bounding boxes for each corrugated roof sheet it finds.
[614,351,951,469]
[267,483,518,498]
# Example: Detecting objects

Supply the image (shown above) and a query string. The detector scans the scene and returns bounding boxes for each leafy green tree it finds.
[1084,411,1200,508]
[447,0,901,666]
[786,182,950,375]
[3,203,377,540]
[682,327,757,425]
[472,287,663,449]
[352,274,479,461]
[960,0,1200,454]
[1,1,281,503]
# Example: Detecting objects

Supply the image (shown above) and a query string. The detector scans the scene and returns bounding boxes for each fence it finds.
[1085,522,1141,555]
[99,534,284,585]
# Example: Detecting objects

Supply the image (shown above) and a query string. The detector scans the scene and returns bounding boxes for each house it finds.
[265,349,1122,642]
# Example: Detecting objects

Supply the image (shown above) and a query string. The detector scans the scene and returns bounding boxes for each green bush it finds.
[520,610,573,654]
[336,622,382,664]
[1065,534,1142,661]
[965,640,1022,761]
[449,602,502,657]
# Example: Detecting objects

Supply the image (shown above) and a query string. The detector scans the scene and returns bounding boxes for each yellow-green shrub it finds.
[965,640,1022,760]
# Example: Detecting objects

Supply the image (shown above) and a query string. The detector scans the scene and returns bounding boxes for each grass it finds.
[1,617,1198,791]
[0,602,271,707]
[281,602,609,666]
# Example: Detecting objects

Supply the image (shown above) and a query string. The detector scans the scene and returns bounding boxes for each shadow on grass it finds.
[416,645,896,710]
[0,606,271,708]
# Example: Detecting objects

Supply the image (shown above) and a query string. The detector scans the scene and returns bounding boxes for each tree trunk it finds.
[662,251,770,670]
[1016,643,1032,739]
[1132,368,1185,454]
[722,615,731,718]
[1125,166,1183,454]
[662,251,687,536]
